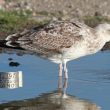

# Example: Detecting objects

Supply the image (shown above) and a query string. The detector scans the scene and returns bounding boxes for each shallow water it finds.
[0,50,110,110]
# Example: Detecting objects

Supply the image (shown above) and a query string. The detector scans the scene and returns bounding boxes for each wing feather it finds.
[7,20,86,56]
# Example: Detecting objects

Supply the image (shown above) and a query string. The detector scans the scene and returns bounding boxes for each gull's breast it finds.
[62,44,87,61]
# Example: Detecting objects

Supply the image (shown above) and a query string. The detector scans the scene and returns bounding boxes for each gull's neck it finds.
[95,25,110,43]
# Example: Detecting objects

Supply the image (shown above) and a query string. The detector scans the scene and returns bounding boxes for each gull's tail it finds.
[0,29,31,50]
[0,23,49,50]
[0,33,24,50]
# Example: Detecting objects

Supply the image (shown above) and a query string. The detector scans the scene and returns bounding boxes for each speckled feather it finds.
[8,21,86,50]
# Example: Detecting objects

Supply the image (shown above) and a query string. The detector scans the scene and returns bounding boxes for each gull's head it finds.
[95,23,110,42]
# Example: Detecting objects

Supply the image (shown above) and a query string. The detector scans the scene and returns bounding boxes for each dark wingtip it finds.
[0,40,24,50]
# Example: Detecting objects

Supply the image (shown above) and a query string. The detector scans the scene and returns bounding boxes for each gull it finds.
[1,20,110,79]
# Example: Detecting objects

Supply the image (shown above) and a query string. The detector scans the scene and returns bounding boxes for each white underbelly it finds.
[48,46,88,63]
[46,43,102,63]
[62,46,87,61]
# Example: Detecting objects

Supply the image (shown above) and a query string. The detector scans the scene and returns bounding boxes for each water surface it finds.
[0,50,110,110]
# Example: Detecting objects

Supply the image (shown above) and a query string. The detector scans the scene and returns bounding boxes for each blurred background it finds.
[0,0,110,50]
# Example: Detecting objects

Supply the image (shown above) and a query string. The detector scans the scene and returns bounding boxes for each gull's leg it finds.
[58,76,63,92]
[63,78,68,90]
[64,62,68,79]
[59,63,63,77]
[62,78,68,98]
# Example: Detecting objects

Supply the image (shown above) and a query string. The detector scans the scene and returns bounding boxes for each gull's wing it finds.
[6,20,88,56]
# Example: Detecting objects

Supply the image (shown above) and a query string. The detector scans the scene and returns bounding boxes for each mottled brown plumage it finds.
[6,20,86,58]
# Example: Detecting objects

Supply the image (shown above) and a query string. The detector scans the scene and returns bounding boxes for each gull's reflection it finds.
[0,77,100,110]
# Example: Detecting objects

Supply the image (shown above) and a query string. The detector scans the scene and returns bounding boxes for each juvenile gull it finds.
[2,20,110,79]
